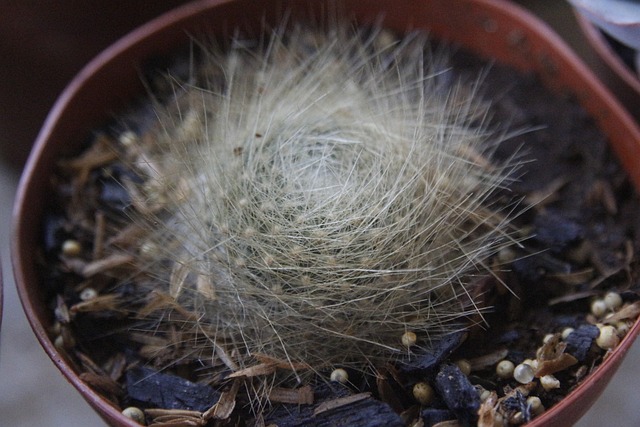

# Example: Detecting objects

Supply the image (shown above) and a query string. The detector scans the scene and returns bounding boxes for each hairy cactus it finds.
[120,25,520,384]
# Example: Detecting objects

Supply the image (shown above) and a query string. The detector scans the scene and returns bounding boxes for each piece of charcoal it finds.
[564,324,599,362]
[267,394,404,427]
[502,391,531,423]
[421,408,456,426]
[126,366,219,412]
[313,396,404,427]
[98,178,131,213]
[398,331,466,374]
[434,364,480,426]
[533,212,583,252]
[266,381,403,427]
[96,164,143,213]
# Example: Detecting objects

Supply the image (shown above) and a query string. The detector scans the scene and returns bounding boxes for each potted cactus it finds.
[12,0,640,426]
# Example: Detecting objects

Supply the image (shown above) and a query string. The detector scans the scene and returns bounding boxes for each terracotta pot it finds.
[12,0,640,426]
[573,11,640,119]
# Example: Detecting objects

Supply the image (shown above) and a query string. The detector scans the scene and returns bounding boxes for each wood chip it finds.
[77,351,106,376]
[587,179,618,215]
[536,334,564,361]
[150,419,204,427]
[144,409,207,427]
[79,372,122,396]
[58,133,119,186]
[70,294,120,313]
[82,253,134,277]
[602,301,640,324]
[253,353,310,371]
[268,385,314,405]
[106,352,128,382]
[524,177,567,208]
[547,268,594,285]
[535,353,578,377]
[93,210,106,259]
[138,291,197,320]
[146,409,203,418]
[227,362,277,378]
[313,393,371,416]
[107,222,148,247]
[467,348,509,372]
[203,379,240,420]
[62,257,89,276]
[129,332,170,346]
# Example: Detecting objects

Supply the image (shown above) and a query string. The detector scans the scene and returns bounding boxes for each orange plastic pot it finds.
[12,0,640,426]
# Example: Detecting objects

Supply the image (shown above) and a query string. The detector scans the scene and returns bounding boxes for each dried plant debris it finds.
[38,19,640,427]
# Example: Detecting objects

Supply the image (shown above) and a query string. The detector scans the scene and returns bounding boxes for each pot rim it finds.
[11,1,640,426]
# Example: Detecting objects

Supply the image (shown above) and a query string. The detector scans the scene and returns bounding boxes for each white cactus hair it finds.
[123,21,520,384]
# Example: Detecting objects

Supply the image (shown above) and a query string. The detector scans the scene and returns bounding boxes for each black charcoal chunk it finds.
[434,364,480,426]
[267,390,403,427]
[126,366,219,412]
[503,391,530,423]
[421,408,456,426]
[565,324,599,362]
[99,179,131,212]
[312,396,404,427]
[398,331,466,374]
[97,164,142,212]
[533,212,583,252]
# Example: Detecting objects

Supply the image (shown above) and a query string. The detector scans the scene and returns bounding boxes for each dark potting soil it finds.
[38,34,640,427]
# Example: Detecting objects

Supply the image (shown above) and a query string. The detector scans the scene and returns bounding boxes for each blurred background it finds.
[0,1,638,425]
